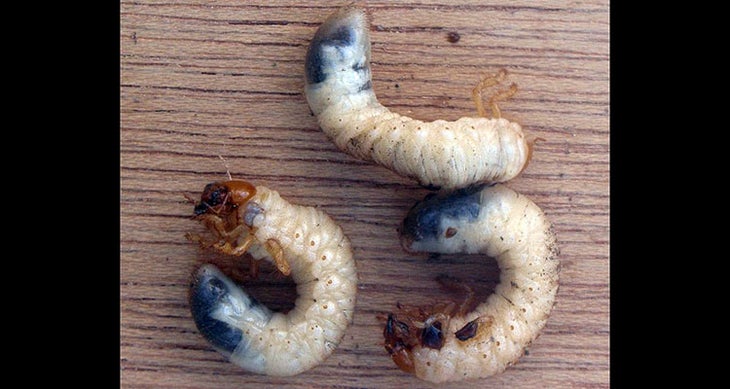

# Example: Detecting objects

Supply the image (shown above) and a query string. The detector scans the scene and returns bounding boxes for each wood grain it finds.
[121,0,609,387]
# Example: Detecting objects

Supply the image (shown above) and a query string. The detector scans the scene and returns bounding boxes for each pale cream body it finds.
[405,184,559,383]
[224,186,358,376]
[305,7,529,189]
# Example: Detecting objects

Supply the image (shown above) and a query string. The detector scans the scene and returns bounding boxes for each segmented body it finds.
[304,7,530,189]
[386,184,559,383]
[189,183,358,376]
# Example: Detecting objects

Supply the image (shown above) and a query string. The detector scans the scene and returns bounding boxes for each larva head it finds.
[399,185,486,254]
[384,310,452,374]
[194,180,257,217]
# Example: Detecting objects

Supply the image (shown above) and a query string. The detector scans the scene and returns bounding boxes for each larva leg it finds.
[471,69,518,119]
[188,179,358,377]
[187,213,257,257]
[187,227,264,280]
[472,69,508,117]
[263,238,290,276]
[488,83,518,119]
[435,275,477,317]
[186,214,232,244]
[184,231,209,248]
[185,214,230,249]
[201,214,241,240]
[472,71,533,173]
[211,232,256,257]
[384,280,478,357]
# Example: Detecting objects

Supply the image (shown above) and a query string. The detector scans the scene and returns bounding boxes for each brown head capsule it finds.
[194,180,257,216]
[384,314,416,374]
[188,179,292,275]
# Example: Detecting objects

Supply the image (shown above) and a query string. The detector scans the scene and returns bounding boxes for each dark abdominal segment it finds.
[189,265,245,354]
[305,21,354,84]
[305,34,330,84]
[400,184,486,247]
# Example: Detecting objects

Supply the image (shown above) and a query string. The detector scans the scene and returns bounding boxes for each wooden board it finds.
[120,1,609,387]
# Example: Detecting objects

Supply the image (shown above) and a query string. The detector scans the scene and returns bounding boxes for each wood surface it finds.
[120,1,609,387]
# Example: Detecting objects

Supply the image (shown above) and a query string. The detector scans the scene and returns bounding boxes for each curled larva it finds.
[383,184,559,383]
[187,180,358,376]
[305,6,532,190]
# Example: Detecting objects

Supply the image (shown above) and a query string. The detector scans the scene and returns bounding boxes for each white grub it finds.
[189,181,358,376]
[305,6,531,190]
[385,184,559,383]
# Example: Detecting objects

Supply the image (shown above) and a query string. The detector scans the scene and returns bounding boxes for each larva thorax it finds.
[247,188,348,275]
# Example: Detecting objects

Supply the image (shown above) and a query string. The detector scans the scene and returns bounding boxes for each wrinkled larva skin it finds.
[389,184,559,383]
[304,7,530,190]
[190,185,358,376]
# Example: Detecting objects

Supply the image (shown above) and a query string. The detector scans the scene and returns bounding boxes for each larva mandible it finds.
[187,179,358,376]
[304,6,532,190]
[383,184,559,383]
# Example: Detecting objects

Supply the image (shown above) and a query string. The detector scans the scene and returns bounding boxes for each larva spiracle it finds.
[383,183,559,383]
[186,180,358,376]
[305,6,532,190]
